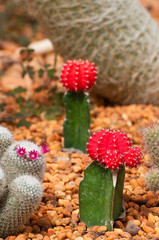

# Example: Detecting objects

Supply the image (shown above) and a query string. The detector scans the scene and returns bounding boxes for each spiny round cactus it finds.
[0,126,13,159]
[145,168,159,192]
[0,168,6,198]
[61,59,97,92]
[143,123,159,166]
[87,129,142,170]
[1,140,46,184]
[0,175,42,238]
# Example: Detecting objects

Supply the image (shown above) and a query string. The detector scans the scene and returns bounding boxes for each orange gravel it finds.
[1,103,159,240]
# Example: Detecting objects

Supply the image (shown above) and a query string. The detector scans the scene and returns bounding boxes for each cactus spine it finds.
[64,91,90,152]
[0,126,48,238]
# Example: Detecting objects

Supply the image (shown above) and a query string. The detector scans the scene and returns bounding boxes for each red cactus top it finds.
[60,59,97,92]
[87,129,142,170]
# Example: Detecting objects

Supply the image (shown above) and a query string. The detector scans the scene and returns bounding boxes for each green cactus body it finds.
[1,141,45,184]
[79,162,125,230]
[64,91,90,153]
[0,175,42,238]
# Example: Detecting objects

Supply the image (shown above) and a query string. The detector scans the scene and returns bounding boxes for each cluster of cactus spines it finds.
[143,123,159,192]
[0,175,42,237]
[61,59,97,153]
[79,129,142,230]
[0,126,49,238]
[0,126,13,158]
[1,140,46,184]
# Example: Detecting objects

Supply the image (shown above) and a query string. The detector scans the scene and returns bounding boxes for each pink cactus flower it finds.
[41,143,50,154]
[16,146,26,157]
[29,150,39,160]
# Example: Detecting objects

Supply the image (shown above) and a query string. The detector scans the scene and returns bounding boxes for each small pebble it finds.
[125,221,140,236]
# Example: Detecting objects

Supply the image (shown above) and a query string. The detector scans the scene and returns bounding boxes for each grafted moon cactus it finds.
[24,0,159,105]
[61,59,97,153]
[79,129,142,230]
[0,126,49,238]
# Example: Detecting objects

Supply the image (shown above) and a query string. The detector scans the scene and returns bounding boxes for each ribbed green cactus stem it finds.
[145,168,159,192]
[0,168,6,199]
[79,162,125,230]
[1,140,45,184]
[64,91,90,153]
[0,175,42,238]
[143,124,159,167]
[0,126,13,160]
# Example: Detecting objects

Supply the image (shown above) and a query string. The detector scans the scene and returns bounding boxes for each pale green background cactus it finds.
[0,126,45,238]
[143,124,159,192]
[143,124,159,167]
[145,168,159,192]
[23,0,159,105]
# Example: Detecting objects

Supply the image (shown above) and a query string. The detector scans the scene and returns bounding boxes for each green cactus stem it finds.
[64,91,90,153]
[79,162,125,230]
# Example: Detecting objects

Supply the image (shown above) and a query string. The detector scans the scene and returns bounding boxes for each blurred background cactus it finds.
[143,123,159,192]
[23,0,159,105]
[0,125,48,238]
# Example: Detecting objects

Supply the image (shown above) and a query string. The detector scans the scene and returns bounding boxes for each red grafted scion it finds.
[87,129,142,170]
[123,147,142,168]
[61,59,97,91]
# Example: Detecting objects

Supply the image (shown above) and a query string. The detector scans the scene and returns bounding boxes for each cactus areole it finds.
[61,59,97,153]
[79,129,142,230]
